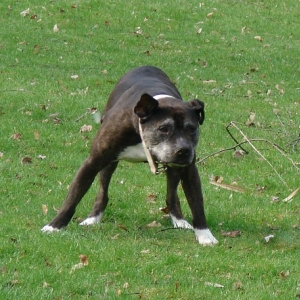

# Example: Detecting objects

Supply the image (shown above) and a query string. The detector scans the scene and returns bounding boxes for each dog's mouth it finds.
[153,160,189,174]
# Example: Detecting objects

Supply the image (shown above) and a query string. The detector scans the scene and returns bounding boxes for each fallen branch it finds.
[228,121,289,189]
[283,187,300,202]
[209,180,246,193]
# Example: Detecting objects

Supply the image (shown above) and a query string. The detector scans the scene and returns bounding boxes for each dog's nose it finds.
[176,147,190,157]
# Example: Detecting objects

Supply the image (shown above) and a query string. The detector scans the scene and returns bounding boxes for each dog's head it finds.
[134,93,205,168]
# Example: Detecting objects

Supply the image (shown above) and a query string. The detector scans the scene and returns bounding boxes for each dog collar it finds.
[153,94,175,100]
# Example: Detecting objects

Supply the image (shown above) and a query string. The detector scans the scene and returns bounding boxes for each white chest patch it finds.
[117,143,147,162]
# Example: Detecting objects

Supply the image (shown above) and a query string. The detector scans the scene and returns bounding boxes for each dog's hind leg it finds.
[80,161,118,226]
[165,168,193,229]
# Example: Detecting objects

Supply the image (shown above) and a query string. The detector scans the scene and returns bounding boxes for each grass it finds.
[1,0,299,299]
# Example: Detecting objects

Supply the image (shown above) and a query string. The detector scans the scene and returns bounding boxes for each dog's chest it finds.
[117,143,147,162]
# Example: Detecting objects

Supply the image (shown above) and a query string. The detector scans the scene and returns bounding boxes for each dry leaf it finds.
[256,184,267,193]
[283,187,300,202]
[53,24,59,32]
[141,249,150,254]
[43,282,50,288]
[145,221,161,228]
[204,282,224,288]
[80,124,93,132]
[254,35,263,42]
[147,193,157,203]
[71,74,79,80]
[159,206,169,214]
[38,154,46,160]
[245,112,256,126]
[11,133,22,141]
[203,79,216,84]
[117,224,128,231]
[70,254,89,273]
[271,196,280,203]
[21,156,32,164]
[279,270,290,278]
[232,281,243,290]
[275,84,284,94]
[34,130,40,140]
[264,234,274,242]
[20,8,30,17]
[42,204,48,215]
[123,282,129,289]
[0,152,4,158]
[79,254,89,266]
[220,230,241,238]
[206,12,214,18]
[233,150,244,158]
[71,4,77,8]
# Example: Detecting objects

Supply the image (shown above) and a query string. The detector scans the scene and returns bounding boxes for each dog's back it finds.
[103,66,182,115]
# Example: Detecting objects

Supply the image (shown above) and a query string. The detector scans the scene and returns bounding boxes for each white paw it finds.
[194,228,218,245]
[41,225,60,233]
[170,214,193,229]
[79,214,102,226]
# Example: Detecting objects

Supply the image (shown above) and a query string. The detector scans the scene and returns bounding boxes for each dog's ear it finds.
[188,100,205,125]
[134,93,159,121]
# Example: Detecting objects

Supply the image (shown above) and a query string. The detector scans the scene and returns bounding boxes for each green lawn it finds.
[0,1,299,299]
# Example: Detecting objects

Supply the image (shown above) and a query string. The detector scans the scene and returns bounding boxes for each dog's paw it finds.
[194,228,218,246]
[41,225,60,233]
[170,214,193,230]
[79,214,102,226]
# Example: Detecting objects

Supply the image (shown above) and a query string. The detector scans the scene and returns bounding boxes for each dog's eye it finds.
[187,125,197,135]
[158,125,169,134]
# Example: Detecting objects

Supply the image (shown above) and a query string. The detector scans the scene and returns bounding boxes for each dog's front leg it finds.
[41,156,101,232]
[180,163,218,245]
[165,168,193,229]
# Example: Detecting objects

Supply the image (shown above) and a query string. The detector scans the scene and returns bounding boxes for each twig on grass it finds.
[228,121,290,189]
[198,121,300,190]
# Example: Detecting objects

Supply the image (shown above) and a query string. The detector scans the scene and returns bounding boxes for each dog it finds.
[41,66,218,245]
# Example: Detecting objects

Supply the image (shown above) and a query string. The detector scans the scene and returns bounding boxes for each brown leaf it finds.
[256,184,267,193]
[11,133,22,141]
[42,204,48,215]
[79,254,89,266]
[147,193,156,203]
[221,230,241,238]
[159,206,169,214]
[275,84,284,94]
[254,36,263,42]
[233,150,244,158]
[80,124,93,133]
[145,221,161,228]
[279,270,289,278]
[117,224,128,231]
[34,130,40,140]
[232,281,243,290]
[21,156,32,164]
